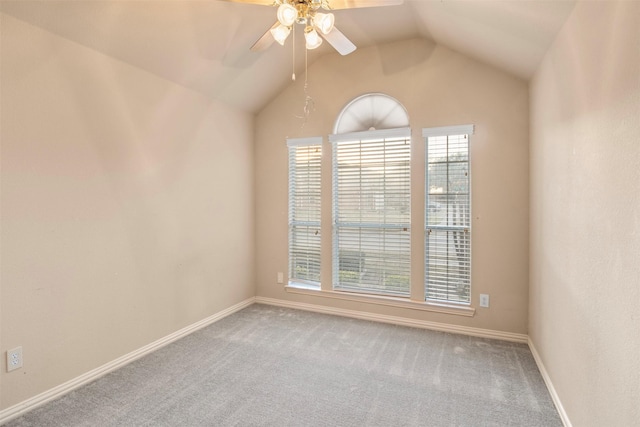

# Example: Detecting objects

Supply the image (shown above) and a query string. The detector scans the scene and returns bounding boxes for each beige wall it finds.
[3,1,637,422]
[529,1,640,426]
[255,38,530,334]
[0,14,254,409]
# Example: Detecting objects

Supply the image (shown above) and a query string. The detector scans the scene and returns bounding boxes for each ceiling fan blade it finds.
[327,0,403,10]
[322,27,356,55]
[250,22,278,52]
[215,0,275,5]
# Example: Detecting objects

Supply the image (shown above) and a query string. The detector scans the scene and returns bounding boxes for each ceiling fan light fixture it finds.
[270,24,291,45]
[276,3,297,27]
[304,27,323,49]
[313,12,335,35]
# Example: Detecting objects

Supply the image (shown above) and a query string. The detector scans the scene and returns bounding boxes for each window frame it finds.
[423,125,474,304]
[287,136,323,287]
[330,127,412,297]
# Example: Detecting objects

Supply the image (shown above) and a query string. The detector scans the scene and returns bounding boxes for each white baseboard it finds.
[528,338,572,427]
[255,296,528,343]
[0,297,255,425]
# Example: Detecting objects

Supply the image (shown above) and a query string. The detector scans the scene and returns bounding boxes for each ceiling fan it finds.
[217,0,404,56]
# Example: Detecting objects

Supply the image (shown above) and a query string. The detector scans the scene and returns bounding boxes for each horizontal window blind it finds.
[332,128,411,296]
[424,126,473,303]
[288,137,322,285]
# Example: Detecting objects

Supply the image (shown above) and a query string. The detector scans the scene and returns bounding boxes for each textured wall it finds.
[255,38,530,334]
[529,1,640,425]
[1,14,254,409]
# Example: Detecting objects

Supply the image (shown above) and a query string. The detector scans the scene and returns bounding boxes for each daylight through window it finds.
[424,125,474,303]
[331,128,411,296]
[288,137,322,285]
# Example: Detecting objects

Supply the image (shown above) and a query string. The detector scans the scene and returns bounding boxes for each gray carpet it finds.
[5,304,562,426]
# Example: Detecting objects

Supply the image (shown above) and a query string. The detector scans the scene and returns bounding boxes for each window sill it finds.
[285,283,475,317]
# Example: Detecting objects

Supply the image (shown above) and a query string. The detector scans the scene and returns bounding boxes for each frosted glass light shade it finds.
[304,28,323,49]
[277,4,297,27]
[270,24,291,45]
[313,13,334,35]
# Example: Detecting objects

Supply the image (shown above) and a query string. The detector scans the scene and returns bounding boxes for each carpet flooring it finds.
[5,304,562,426]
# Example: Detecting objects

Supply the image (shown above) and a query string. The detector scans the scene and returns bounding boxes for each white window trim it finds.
[422,125,474,138]
[284,117,479,316]
[331,127,412,297]
[284,285,475,317]
[423,124,474,304]
[329,127,411,143]
[287,136,323,147]
[288,136,323,287]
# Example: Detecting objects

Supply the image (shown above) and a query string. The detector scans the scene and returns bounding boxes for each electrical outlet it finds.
[7,346,23,372]
[479,294,490,308]
[277,272,284,284]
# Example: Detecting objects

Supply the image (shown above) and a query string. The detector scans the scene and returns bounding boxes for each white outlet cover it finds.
[7,346,23,372]
[479,294,490,308]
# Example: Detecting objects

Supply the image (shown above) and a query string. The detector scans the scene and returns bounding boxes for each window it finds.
[331,128,411,296]
[423,125,474,303]
[285,94,475,313]
[288,137,322,285]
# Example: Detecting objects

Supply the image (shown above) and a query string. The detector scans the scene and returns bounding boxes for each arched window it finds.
[334,93,409,134]
[331,94,412,296]
[288,92,474,307]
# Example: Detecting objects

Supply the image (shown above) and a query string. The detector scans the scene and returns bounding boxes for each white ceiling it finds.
[0,0,576,113]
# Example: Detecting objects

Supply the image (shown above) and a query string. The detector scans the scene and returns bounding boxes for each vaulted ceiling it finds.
[0,0,576,113]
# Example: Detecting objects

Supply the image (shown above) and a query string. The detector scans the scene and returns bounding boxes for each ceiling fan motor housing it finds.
[243,0,370,56]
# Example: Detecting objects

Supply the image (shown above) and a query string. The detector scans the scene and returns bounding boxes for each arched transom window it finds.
[334,93,410,134]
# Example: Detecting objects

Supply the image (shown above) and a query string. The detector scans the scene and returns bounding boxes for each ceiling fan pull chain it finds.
[292,24,296,81]
[304,39,308,87]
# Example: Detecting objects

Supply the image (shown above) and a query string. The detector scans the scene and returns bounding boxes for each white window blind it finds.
[423,125,473,303]
[288,137,322,285]
[331,128,411,296]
